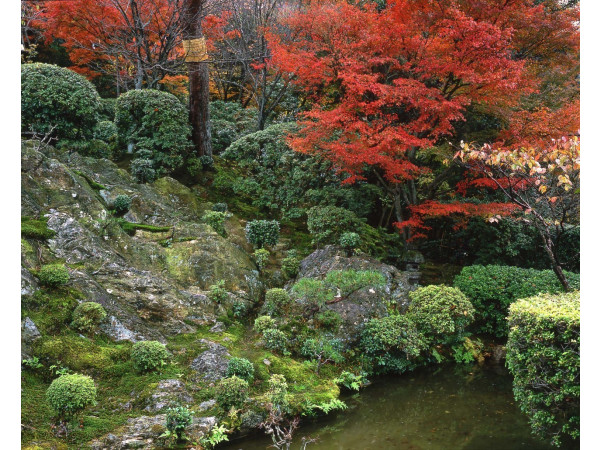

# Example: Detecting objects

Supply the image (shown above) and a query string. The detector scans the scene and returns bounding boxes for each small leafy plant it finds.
[164,405,194,442]
[208,280,228,304]
[38,264,70,288]
[131,341,169,372]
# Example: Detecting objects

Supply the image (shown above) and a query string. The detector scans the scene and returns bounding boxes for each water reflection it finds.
[221,363,557,450]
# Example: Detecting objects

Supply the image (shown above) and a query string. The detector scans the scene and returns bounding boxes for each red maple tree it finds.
[269,0,579,242]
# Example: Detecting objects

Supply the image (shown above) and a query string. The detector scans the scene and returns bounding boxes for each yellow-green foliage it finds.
[21,216,56,240]
[71,302,107,333]
[131,341,169,372]
[35,336,121,373]
[46,374,97,419]
[38,264,70,288]
[506,291,580,447]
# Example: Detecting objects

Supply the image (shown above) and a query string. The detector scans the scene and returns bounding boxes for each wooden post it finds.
[184,0,212,157]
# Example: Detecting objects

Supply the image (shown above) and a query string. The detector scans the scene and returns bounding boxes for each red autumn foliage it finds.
[269,0,579,239]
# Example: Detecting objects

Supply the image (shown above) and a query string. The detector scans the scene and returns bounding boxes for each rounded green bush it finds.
[226,357,255,382]
[253,315,276,334]
[115,89,191,174]
[21,63,101,140]
[208,280,228,304]
[212,202,228,212]
[93,120,118,143]
[307,206,363,246]
[253,248,270,272]
[203,211,228,237]
[262,328,288,354]
[130,158,157,183]
[339,232,360,251]
[131,341,169,372]
[215,376,249,411]
[113,195,132,215]
[506,292,580,447]
[71,302,107,333]
[407,285,474,341]
[245,220,280,248]
[315,310,342,331]
[38,264,70,287]
[360,314,426,374]
[46,373,97,419]
[263,288,291,316]
[281,249,300,279]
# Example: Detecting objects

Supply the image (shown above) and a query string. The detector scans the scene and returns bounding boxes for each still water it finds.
[221,363,556,450]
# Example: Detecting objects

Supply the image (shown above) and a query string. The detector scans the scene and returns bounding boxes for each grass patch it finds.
[73,170,107,191]
[116,219,172,236]
[22,216,56,240]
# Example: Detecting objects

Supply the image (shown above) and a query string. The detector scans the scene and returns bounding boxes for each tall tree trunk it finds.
[184,0,212,157]
[533,213,571,291]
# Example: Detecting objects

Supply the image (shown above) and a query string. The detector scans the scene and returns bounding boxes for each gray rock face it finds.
[21,267,38,297]
[91,414,217,449]
[294,246,415,343]
[144,379,194,413]
[190,339,231,382]
[21,317,41,359]
[21,143,262,342]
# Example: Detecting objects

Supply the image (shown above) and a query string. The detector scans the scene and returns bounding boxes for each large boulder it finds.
[190,339,231,382]
[294,246,415,343]
[21,143,262,342]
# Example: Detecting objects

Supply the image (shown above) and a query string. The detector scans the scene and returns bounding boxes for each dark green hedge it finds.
[22,63,100,140]
[453,265,579,338]
[506,292,580,447]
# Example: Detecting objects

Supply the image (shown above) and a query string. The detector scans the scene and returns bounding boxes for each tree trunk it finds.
[539,227,571,291]
[184,0,212,157]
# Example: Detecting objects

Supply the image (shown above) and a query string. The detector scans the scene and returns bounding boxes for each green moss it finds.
[116,219,172,236]
[73,170,107,191]
[21,216,56,240]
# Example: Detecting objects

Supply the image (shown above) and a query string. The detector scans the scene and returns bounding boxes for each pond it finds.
[221,362,558,450]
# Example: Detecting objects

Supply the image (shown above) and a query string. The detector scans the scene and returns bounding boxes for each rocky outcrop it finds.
[91,414,218,449]
[295,246,415,343]
[144,379,194,413]
[190,339,231,382]
[21,317,41,359]
[21,143,262,342]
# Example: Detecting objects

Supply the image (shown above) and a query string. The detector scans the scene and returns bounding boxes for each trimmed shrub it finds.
[165,406,194,441]
[245,220,280,248]
[215,376,249,411]
[267,374,288,410]
[324,269,386,297]
[115,89,192,174]
[407,285,474,344]
[263,288,291,316]
[262,328,289,354]
[453,265,580,338]
[506,292,580,447]
[71,302,107,333]
[226,357,254,382]
[38,264,70,287]
[93,120,118,143]
[300,335,344,374]
[210,100,258,153]
[339,232,360,255]
[253,248,270,272]
[203,211,228,237]
[306,206,364,246]
[131,341,169,372]
[281,249,300,279]
[254,315,276,334]
[208,280,228,304]
[113,195,132,215]
[21,216,55,240]
[361,315,426,374]
[46,373,97,419]
[130,158,157,183]
[21,63,100,139]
